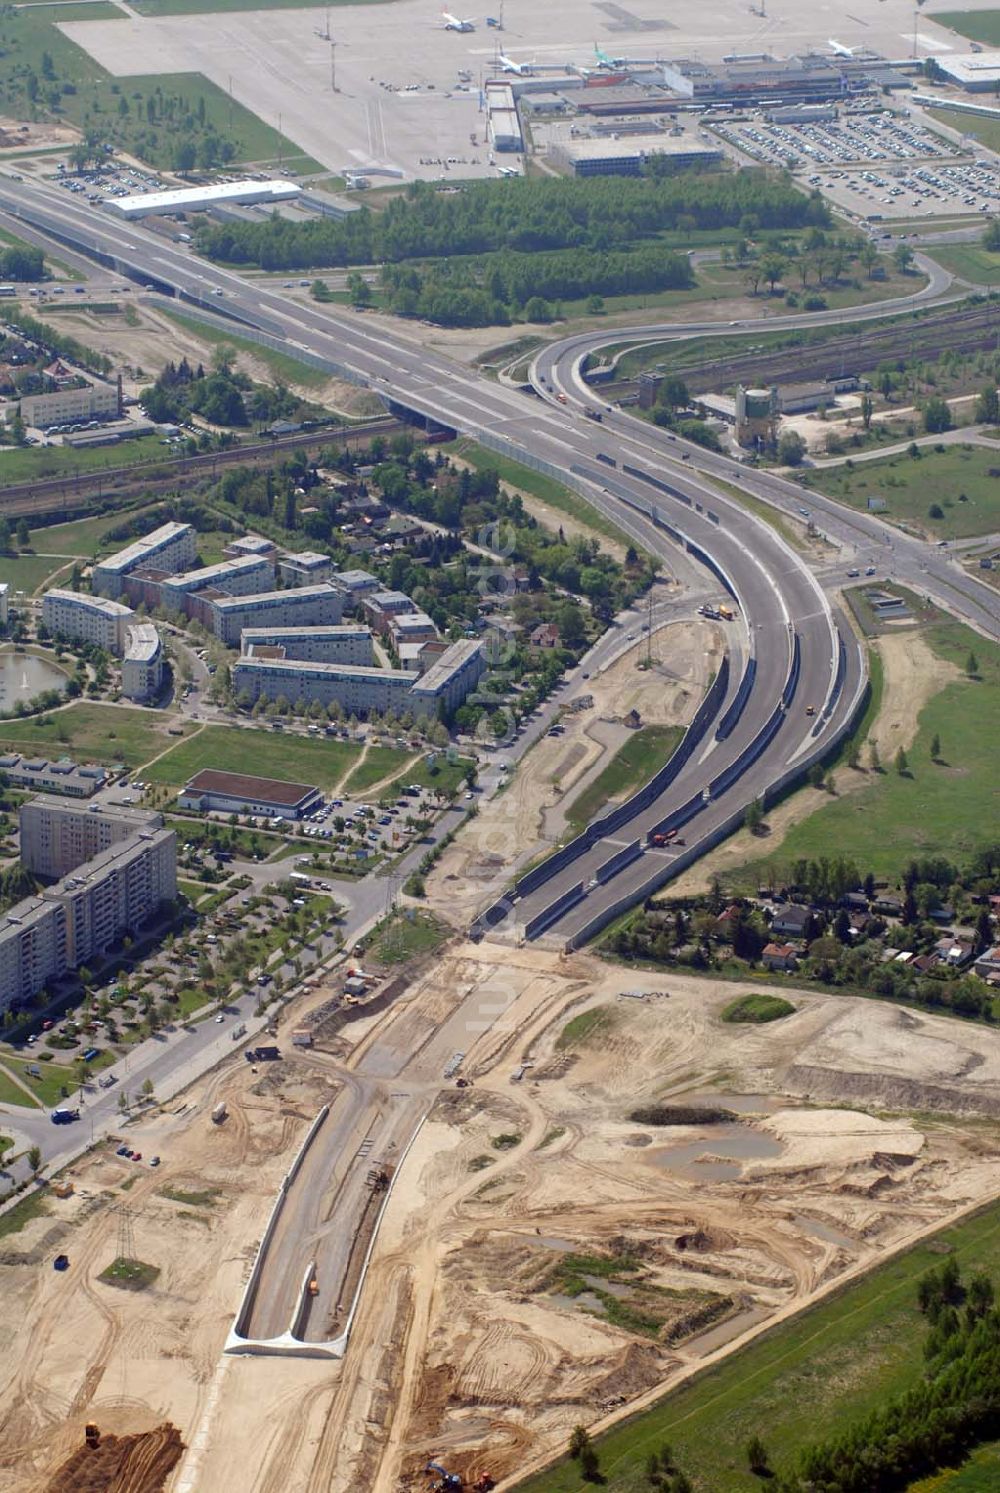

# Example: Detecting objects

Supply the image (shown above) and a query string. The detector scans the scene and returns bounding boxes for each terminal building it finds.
[661,54,848,103]
[122,623,164,702]
[485,81,523,152]
[0,801,175,1009]
[178,769,322,820]
[42,588,134,654]
[239,624,374,667]
[93,522,197,599]
[210,583,343,646]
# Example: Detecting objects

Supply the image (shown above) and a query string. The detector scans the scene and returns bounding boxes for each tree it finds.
[930,732,941,761]
[922,396,952,434]
[759,251,786,291]
[580,1446,601,1483]
[982,216,1000,252]
[974,385,999,425]
[141,1076,154,1099]
[893,242,915,274]
[966,651,979,678]
[860,392,874,430]
[895,745,908,775]
[777,430,806,467]
[868,740,881,773]
[174,140,197,172]
[346,271,372,308]
[744,798,764,834]
[569,1426,591,1459]
[27,1145,42,1175]
[746,1435,770,1476]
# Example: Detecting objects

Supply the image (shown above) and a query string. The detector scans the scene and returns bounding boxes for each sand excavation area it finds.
[7,942,1000,1493]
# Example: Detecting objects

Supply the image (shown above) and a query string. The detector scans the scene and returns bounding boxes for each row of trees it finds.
[376,244,694,326]
[139,352,311,429]
[195,171,830,271]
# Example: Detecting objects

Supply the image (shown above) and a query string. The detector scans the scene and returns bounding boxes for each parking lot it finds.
[714,110,958,170]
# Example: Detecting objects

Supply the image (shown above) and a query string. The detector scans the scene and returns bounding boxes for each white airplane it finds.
[442,10,475,30]
[827,38,857,57]
[499,52,534,75]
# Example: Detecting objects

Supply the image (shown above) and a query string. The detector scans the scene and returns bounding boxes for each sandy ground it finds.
[666,623,958,896]
[8,936,1000,1493]
[274,948,1000,1492]
[428,620,720,923]
[0,118,78,152]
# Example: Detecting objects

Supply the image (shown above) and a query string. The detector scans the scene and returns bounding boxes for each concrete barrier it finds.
[715,656,756,741]
[594,840,643,885]
[524,882,585,941]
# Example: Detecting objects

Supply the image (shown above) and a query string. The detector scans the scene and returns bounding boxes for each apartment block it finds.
[0,818,175,1011]
[20,797,163,879]
[158,554,275,613]
[92,522,197,599]
[331,569,380,611]
[278,551,332,587]
[210,584,343,646]
[232,655,419,716]
[239,624,374,667]
[42,588,133,654]
[122,623,164,702]
[410,639,485,716]
[224,534,278,562]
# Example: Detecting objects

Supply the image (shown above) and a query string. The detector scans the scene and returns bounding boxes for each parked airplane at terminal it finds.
[499,52,534,74]
[442,10,475,30]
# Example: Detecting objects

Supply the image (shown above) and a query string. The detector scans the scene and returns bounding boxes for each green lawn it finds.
[0,552,75,597]
[925,242,1000,288]
[0,435,169,491]
[911,1442,1000,1490]
[401,752,474,800]
[727,623,999,887]
[514,1197,1000,1493]
[342,746,414,796]
[0,1191,49,1239]
[933,10,1000,45]
[720,993,795,1024]
[29,503,164,558]
[452,438,642,555]
[565,726,683,837]
[0,702,190,768]
[0,1064,40,1109]
[143,724,362,791]
[366,909,448,965]
[160,309,332,388]
[801,445,1000,541]
[1,1055,77,1108]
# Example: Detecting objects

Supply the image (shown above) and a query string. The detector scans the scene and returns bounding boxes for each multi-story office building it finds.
[210,584,342,646]
[278,551,332,588]
[239,624,374,667]
[0,813,176,1010]
[158,555,275,613]
[42,588,134,654]
[410,639,485,717]
[20,797,163,879]
[92,522,197,598]
[20,381,120,429]
[121,623,164,702]
[232,655,419,716]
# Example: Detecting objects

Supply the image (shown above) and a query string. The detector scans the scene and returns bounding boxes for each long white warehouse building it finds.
[107,179,302,219]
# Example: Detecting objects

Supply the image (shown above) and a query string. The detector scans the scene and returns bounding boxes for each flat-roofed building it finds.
[159,554,275,612]
[93,522,197,598]
[0,754,106,798]
[42,588,133,653]
[239,624,374,666]
[108,179,301,219]
[410,639,485,716]
[210,584,342,646]
[20,797,163,879]
[0,897,67,1008]
[232,655,419,717]
[551,134,722,177]
[177,769,322,819]
[388,611,438,645]
[331,569,380,611]
[362,589,417,635]
[278,551,333,588]
[20,381,120,429]
[122,622,164,702]
[0,582,8,624]
[224,534,278,562]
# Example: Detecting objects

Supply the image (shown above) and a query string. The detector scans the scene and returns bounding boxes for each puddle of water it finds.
[582,1274,630,1298]
[650,1124,784,1181]
[793,1214,854,1250]
[524,1235,577,1252]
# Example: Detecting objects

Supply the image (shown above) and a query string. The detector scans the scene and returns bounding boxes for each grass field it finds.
[933,10,1000,45]
[2,1055,76,1108]
[142,724,362,791]
[516,1195,1000,1492]
[452,439,641,555]
[800,445,1000,540]
[160,310,331,389]
[0,553,75,597]
[720,993,795,1023]
[366,909,448,965]
[0,435,169,491]
[565,727,683,837]
[29,504,164,559]
[927,106,1000,159]
[726,623,998,887]
[925,241,1000,288]
[0,702,190,769]
[342,746,413,795]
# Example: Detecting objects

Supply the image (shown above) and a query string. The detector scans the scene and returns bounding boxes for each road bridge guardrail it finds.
[523,882,585,941]
[715,656,756,742]
[594,840,643,885]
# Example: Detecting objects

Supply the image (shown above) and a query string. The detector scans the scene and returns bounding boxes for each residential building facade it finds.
[92,522,197,598]
[42,588,133,654]
[210,584,343,646]
[122,623,164,702]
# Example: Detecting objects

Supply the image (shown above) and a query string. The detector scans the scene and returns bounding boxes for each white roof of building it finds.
[935,51,1000,85]
[124,623,161,663]
[235,656,413,683]
[240,624,368,642]
[413,638,482,693]
[45,587,133,618]
[109,179,301,216]
[280,551,330,568]
[560,134,721,161]
[213,583,334,611]
[96,521,193,576]
[164,554,271,591]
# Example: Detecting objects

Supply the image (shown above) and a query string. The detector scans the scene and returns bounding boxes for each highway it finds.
[2,179,997,950]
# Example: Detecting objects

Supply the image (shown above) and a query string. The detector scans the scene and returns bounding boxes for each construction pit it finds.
[5,943,1000,1492]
